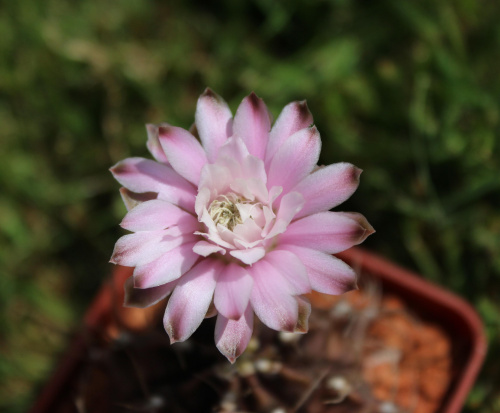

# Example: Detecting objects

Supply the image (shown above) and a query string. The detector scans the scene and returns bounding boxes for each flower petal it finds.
[265,100,313,167]
[110,157,196,210]
[158,125,208,185]
[265,250,311,295]
[249,260,298,332]
[133,241,200,288]
[195,88,233,162]
[292,163,362,219]
[146,123,169,163]
[163,259,224,343]
[110,230,179,267]
[279,211,375,254]
[216,136,250,163]
[265,192,304,238]
[198,164,232,197]
[192,240,226,257]
[215,305,254,363]
[281,245,357,295]
[214,263,254,320]
[120,199,198,232]
[232,92,272,159]
[119,188,157,211]
[267,126,321,194]
[124,276,176,308]
[230,247,266,265]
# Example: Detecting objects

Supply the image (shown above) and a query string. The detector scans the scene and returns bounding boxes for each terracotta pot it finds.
[31,247,486,413]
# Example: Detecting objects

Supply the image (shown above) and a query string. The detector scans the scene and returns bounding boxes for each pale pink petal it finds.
[249,260,298,332]
[230,178,268,203]
[292,163,362,219]
[119,188,157,211]
[215,305,254,363]
[265,250,311,295]
[229,178,255,201]
[235,203,258,223]
[233,219,263,245]
[195,88,233,162]
[196,211,235,249]
[217,224,238,245]
[124,276,176,308]
[280,244,357,295]
[241,155,267,185]
[214,263,254,320]
[216,136,249,164]
[146,123,169,163]
[265,100,313,167]
[158,125,208,185]
[262,205,277,236]
[110,230,174,267]
[195,187,211,217]
[120,199,197,232]
[265,192,304,238]
[268,186,283,205]
[193,240,226,257]
[232,92,271,159]
[267,126,321,194]
[133,241,200,288]
[279,211,375,254]
[198,164,232,196]
[110,157,196,210]
[163,259,224,343]
[230,247,266,265]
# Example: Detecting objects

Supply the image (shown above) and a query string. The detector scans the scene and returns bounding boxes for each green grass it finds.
[1,0,499,411]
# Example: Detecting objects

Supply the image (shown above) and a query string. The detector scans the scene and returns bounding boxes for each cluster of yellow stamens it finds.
[208,194,245,231]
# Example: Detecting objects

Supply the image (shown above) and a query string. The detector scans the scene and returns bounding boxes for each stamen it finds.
[208,193,244,231]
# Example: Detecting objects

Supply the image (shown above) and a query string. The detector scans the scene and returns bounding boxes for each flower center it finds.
[208,194,245,231]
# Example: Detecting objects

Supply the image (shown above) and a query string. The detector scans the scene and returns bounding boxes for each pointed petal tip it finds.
[246,91,263,108]
[293,296,311,333]
[296,100,312,121]
[202,86,214,96]
[200,87,223,102]
[364,223,376,237]
[157,125,170,136]
[353,166,363,180]
[109,161,127,175]
[164,323,179,344]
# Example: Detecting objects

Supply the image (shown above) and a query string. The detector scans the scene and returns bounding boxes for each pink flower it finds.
[110,89,374,362]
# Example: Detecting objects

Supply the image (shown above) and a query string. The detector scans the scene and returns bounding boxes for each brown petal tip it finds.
[296,100,313,124]
[352,166,363,182]
[247,91,263,107]
[200,87,224,103]
[157,125,172,136]
[164,323,178,344]
[294,297,311,334]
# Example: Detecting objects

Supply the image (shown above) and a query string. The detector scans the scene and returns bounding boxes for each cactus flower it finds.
[110,89,374,362]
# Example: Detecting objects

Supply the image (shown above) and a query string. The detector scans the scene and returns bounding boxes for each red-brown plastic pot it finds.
[31,247,486,413]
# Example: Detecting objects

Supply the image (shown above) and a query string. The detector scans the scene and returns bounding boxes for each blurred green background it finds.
[1,0,499,411]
